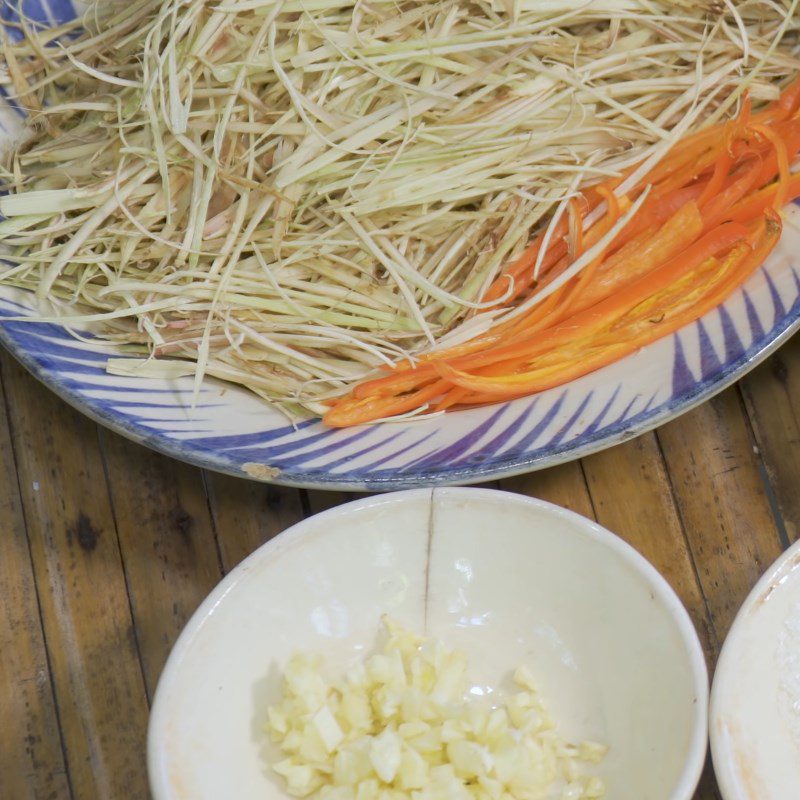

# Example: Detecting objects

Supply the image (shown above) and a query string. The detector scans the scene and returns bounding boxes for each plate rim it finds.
[0,293,797,490]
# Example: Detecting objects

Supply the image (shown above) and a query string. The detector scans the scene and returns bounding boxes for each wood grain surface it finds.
[0,337,797,800]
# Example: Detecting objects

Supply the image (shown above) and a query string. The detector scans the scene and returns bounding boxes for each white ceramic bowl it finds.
[148,488,708,800]
[710,537,800,800]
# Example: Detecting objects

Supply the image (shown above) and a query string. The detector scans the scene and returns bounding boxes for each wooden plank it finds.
[498,460,594,519]
[0,361,71,800]
[657,388,784,638]
[1,355,150,800]
[581,433,718,661]
[740,336,800,544]
[99,430,225,699]
[205,475,305,570]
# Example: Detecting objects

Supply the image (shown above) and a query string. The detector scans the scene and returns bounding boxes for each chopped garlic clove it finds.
[369,728,402,783]
[341,690,372,733]
[579,742,610,764]
[512,665,538,692]
[333,746,372,787]
[397,746,428,790]
[273,759,324,797]
[268,705,289,739]
[313,705,344,753]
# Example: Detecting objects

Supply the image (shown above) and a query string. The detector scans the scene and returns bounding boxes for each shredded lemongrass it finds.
[1,0,799,417]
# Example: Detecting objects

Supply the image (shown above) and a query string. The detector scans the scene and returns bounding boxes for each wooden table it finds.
[1,332,798,800]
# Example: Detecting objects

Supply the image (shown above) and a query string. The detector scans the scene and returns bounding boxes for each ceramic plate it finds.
[710,537,800,800]
[2,2,800,490]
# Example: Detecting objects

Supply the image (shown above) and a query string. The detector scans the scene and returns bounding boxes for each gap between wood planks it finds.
[740,334,800,545]
[0,354,73,800]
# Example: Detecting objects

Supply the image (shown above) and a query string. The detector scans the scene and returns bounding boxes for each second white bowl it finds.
[711,537,800,800]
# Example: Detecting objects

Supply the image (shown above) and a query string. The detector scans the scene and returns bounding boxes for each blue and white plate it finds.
[2,1,799,490]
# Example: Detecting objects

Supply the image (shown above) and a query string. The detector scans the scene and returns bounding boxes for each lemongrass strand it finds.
[338,209,436,343]
[190,191,275,404]
[703,0,800,127]
[252,245,403,366]
[38,166,158,296]
[274,47,527,187]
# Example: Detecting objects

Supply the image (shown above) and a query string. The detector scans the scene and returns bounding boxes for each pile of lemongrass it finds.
[1,0,799,418]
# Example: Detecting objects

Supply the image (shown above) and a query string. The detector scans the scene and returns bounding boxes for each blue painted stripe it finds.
[582,386,620,436]
[717,304,744,364]
[2,318,103,344]
[763,270,787,324]
[223,427,341,459]
[261,427,378,468]
[350,430,437,472]
[0,297,38,313]
[1,331,111,363]
[109,400,223,410]
[498,391,567,457]
[317,429,406,472]
[132,416,213,428]
[38,371,210,395]
[697,320,722,382]
[671,334,695,397]
[411,404,509,469]
[142,426,215,434]
[640,391,658,415]
[546,391,594,448]
[1,0,77,36]
[611,395,638,425]
[0,2,25,42]
[453,400,541,464]
[185,418,317,449]
[743,288,765,341]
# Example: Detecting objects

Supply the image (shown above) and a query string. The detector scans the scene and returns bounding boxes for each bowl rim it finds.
[709,536,800,800]
[147,487,709,800]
